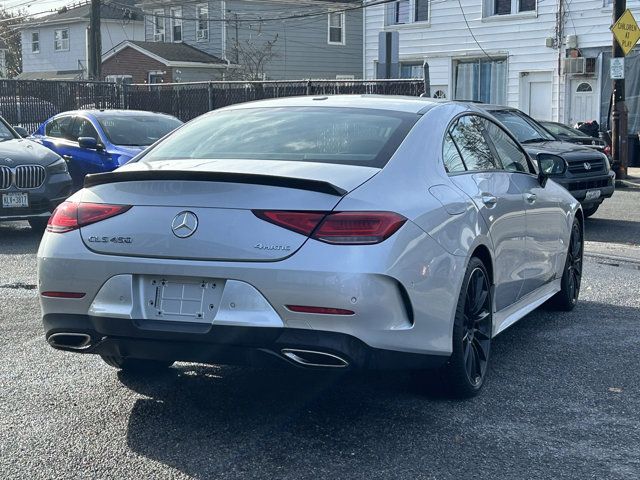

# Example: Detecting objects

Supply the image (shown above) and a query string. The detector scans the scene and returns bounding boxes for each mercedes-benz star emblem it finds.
[583,162,592,171]
[171,211,198,238]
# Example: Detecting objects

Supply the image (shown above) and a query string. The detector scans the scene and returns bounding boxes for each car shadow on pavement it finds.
[120,300,640,480]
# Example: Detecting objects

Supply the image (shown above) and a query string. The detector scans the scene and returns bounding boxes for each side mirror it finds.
[78,136,102,150]
[13,126,29,138]
[537,154,567,187]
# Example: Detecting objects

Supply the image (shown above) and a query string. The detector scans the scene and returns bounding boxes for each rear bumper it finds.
[43,314,449,370]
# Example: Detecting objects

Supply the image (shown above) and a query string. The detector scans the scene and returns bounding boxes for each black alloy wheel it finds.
[548,217,583,311]
[440,257,493,398]
[462,267,492,387]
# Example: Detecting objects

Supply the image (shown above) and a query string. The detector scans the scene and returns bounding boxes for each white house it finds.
[364,0,640,133]
[17,1,145,80]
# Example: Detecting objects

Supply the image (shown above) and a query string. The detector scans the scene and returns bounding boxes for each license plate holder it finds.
[143,277,223,324]
[585,189,601,201]
[2,192,29,208]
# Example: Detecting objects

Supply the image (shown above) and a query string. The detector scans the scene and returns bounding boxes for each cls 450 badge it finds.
[87,236,133,244]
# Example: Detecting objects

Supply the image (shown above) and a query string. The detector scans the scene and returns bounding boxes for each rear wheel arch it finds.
[470,244,494,286]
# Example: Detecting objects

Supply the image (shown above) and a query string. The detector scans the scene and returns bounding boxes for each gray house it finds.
[136,0,363,80]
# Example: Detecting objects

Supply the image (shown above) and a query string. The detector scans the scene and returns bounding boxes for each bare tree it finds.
[228,26,279,81]
[0,8,25,78]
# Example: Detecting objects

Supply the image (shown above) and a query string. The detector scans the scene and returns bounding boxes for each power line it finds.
[455,0,495,62]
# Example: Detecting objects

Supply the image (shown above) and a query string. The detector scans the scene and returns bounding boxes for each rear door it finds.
[482,119,564,297]
[447,115,528,312]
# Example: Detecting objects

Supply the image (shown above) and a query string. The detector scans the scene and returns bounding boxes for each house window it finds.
[386,0,410,25]
[196,4,209,41]
[400,62,423,78]
[433,89,447,99]
[415,0,429,22]
[153,9,165,41]
[328,12,345,45]
[487,0,535,16]
[54,28,69,51]
[148,71,164,84]
[453,58,507,105]
[31,32,39,53]
[170,7,182,42]
[576,82,593,92]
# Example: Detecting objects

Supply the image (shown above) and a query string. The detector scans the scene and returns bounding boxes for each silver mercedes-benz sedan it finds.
[37,96,583,397]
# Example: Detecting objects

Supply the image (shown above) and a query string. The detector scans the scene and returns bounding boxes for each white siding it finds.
[364,0,640,122]
[21,20,144,74]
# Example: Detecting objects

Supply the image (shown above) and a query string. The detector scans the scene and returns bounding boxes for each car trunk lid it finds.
[78,159,379,261]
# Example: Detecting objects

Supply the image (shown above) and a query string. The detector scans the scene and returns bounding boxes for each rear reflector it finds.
[253,210,406,245]
[41,291,86,299]
[47,202,132,233]
[286,305,355,315]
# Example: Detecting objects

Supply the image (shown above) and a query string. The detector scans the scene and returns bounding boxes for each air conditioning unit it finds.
[564,57,585,74]
[153,33,165,42]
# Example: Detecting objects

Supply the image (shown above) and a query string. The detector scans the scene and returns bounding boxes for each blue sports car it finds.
[31,110,183,190]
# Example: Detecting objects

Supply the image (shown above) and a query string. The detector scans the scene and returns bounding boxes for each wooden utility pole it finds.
[88,0,102,80]
[611,0,628,179]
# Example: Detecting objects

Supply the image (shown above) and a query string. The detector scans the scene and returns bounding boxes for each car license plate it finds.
[585,189,601,201]
[2,192,29,208]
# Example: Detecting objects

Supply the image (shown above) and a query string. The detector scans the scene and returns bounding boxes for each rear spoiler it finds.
[83,170,348,196]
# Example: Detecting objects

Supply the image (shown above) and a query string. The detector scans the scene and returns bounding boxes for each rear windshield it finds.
[141,107,419,168]
[98,115,182,146]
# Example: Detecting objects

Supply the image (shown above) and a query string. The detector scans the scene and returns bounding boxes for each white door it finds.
[521,72,553,121]
[569,79,597,127]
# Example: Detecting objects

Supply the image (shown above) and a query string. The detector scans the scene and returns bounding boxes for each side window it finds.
[449,115,498,171]
[443,132,466,173]
[70,117,99,141]
[45,116,74,140]
[483,119,531,173]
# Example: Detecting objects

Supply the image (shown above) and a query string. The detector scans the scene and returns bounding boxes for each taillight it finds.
[313,212,406,244]
[604,145,611,155]
[253,210,406,245]
[253,210,325,236]
[47,202,132,233]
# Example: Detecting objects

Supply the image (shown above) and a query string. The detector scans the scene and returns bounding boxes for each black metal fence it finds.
[0,79,426,132]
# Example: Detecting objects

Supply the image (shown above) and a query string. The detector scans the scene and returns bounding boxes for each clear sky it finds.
[2,0,72,16]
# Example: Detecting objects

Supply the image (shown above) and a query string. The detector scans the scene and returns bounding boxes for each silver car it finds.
[38,96,583,397]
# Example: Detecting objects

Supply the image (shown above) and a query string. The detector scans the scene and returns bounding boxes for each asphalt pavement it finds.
[1,190,640,480]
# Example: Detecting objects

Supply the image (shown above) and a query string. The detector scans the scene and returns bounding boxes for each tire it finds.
[100,355,174,372]
[439,257,493,398]
[28,218,49,232]
[548,217,583,311]
[582,204,599,218]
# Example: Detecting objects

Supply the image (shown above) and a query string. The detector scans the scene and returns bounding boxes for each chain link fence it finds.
[0,79,426,132]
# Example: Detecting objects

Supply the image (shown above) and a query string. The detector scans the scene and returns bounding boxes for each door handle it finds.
[525,193,537,204]
[481,195,498,207]
[63,155,73,160]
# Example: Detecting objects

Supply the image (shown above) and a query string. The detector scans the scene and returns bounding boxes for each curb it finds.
[615,179,640,189]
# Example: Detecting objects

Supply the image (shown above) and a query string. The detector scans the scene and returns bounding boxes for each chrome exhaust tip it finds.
[47,333,92,350]
[281,349,349,368]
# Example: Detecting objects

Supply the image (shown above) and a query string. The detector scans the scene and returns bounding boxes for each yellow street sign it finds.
[611,9,640,56]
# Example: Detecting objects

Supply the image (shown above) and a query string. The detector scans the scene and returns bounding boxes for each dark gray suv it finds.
[480,105,615,217]
[0,117,72,230]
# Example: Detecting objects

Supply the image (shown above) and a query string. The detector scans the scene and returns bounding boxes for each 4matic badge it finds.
[254,243,291,251]
[88,236,133,244]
